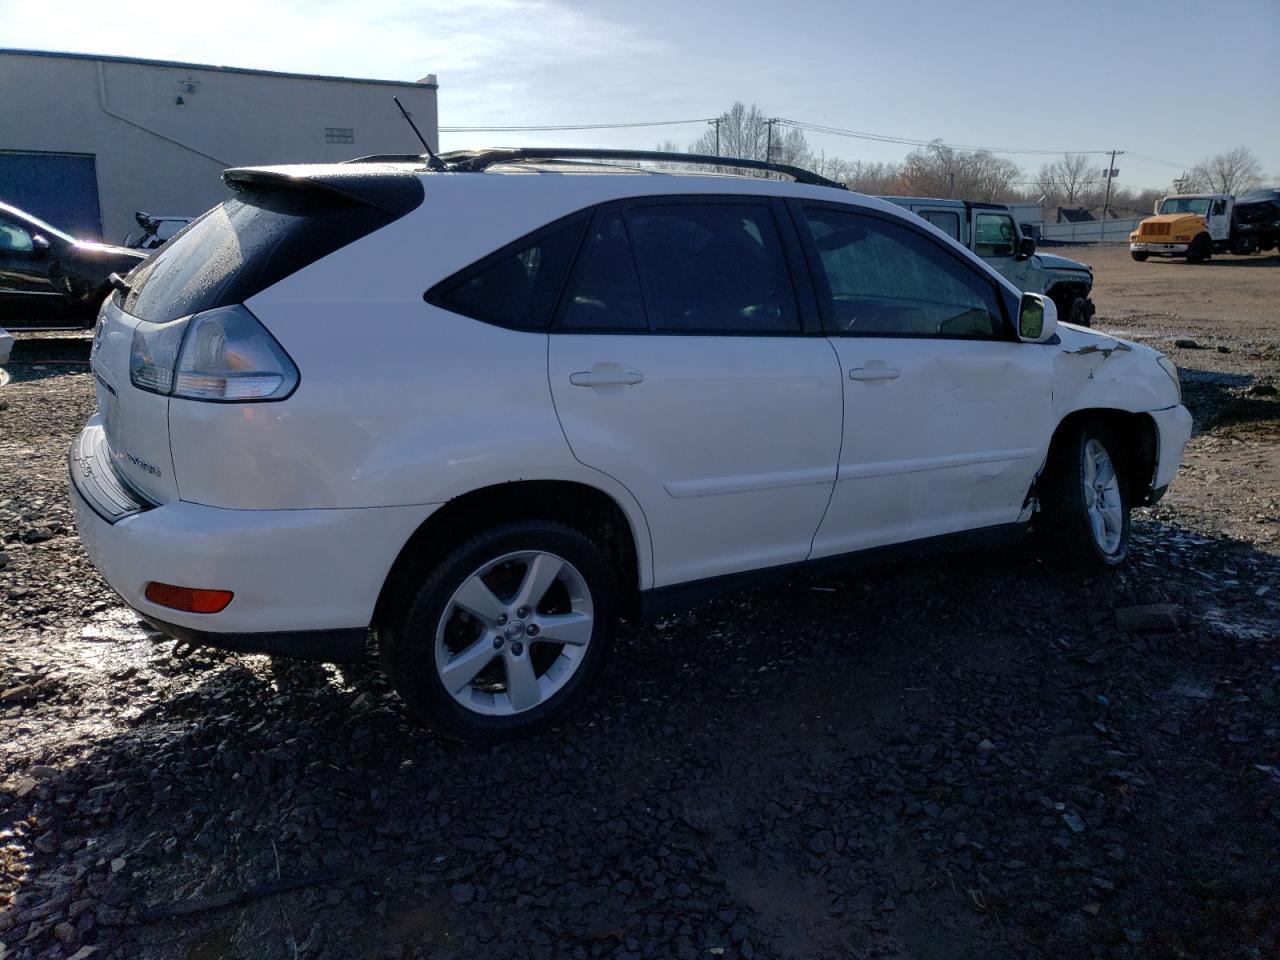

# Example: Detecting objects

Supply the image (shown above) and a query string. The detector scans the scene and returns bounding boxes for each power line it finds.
[438,118,712,132]
[438,113,1194,175]
[775,118,1114,157]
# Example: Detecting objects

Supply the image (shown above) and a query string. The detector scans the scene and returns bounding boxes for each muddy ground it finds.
[1,245,1278,960]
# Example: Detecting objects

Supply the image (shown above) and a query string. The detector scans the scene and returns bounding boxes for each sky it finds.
[4,0,1278,191]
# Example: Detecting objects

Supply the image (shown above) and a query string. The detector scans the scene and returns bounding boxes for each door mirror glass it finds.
[1016,235,1036,261]
[1018,293,1057,342]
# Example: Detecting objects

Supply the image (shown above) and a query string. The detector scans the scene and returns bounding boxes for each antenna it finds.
[393,96,446,171]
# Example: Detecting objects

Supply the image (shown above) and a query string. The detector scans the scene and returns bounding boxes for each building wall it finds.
[0,51,438,241]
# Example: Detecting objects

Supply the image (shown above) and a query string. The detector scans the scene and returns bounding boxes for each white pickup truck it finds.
[882,196,1097,327]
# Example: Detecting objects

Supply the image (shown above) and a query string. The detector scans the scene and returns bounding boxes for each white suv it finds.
[71,149,1192,738]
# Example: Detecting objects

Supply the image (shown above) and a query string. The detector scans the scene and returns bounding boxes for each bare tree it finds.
[1056,153,1099,206]
[896,141,1022,200]
[1033,162,1061,207]
[1187,146,1264,194]
[692,102,769,161]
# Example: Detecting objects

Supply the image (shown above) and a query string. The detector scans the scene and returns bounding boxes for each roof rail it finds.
[436,147,847,189]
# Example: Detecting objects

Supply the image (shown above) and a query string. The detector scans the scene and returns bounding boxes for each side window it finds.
[801,206,1004,339]
[921,210,961,241]
[1210,199,1225,217]
[625,203,800,334]
[428,216,585,331]
[555,211,647,331]
[973,213,1018,257]
[0,216,34,253]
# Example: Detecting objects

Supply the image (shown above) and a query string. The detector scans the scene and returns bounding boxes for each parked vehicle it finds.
[880,196,1096,327]
[0,202,146,327]
[125,212,193,250]
[1130,190,1280,262]
[70,149,1191,739]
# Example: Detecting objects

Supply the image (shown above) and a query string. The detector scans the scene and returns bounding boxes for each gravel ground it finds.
[2,248,1278,960]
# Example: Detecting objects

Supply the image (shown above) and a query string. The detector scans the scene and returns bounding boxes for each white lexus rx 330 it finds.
[71,149,1192,738]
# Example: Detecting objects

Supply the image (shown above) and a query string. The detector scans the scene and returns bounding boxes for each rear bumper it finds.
[70,425,439,645]
[139,614,369,662]
[1130,242,1189,255]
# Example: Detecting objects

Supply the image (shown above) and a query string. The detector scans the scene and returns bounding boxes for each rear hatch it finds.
[86,164,425,504]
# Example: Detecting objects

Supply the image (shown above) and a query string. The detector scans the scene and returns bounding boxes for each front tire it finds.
[1057,294,1093,328]
[1036,422,1130,570]
[1186,234,1211,263]
[1130,251,1148,262]
[380,521,616,740]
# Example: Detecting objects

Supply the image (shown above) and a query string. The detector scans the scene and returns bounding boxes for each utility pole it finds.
[766,118,776,164]
[1101,149,1124,224]
[709,117,720,157]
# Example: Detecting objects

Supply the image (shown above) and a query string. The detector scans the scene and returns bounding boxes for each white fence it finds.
[1034,218,1141,244]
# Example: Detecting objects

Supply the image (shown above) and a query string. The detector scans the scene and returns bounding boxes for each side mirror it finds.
[1015,235,1036,261]
[1017,293,1057,343]
[31,234,51,256]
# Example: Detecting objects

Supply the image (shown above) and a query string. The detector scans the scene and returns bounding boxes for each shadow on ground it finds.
[5,515,1279,960]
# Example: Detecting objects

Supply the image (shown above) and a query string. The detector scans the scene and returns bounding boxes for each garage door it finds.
[0,151,102,240]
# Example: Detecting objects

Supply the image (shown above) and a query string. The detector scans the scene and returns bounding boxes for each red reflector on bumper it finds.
[144,582,234,614]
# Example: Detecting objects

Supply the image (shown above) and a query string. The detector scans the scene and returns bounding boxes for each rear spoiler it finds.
[221,166,424,216]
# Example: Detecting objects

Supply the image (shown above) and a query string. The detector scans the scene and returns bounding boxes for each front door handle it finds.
[848,366,901,382]
[570,368,645,387]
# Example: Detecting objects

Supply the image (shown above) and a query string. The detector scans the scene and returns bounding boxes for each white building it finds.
[0,49,438,243]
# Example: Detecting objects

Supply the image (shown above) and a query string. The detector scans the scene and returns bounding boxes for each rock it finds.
[1114,604,1181,632]
[976,739,997,755]
[54,920,78,944]
[1246,383,1277,396]
[1062,812,1086,834]
[451,883,476,905]
[1174,339,1200,349]
[67,948,101,960]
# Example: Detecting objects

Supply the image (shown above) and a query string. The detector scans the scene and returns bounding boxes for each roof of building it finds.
[1058,207,1095,223]
[0,48,438,89]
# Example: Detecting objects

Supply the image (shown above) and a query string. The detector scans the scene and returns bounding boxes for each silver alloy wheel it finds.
[1082,438,1123,555]
[434,550,594,716]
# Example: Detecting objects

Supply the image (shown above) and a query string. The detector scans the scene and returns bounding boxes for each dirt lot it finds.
[1,245,1278,960]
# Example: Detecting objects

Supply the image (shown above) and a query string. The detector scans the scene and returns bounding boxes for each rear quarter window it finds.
[123,188,402,324]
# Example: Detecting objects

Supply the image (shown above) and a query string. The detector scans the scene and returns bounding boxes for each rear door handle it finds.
[570,369,645,387]
[848,366,901,382]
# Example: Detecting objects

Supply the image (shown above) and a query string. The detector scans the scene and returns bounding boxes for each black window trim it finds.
[550,194,824,338]
[423,207,593,332]
[785,198,1018,342]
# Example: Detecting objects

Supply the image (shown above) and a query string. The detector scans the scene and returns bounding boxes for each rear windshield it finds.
[122,189,398,323]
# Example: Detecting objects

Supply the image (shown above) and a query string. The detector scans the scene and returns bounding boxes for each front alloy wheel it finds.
[1036,422,1131,569]
[1081,438,1124,556]
[382,522,615,739]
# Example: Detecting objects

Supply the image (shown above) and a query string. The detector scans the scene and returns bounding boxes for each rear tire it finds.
[1186,234,1211,263]
[1130,251,1148,262]
[380,520,616,740]
[1035,422,1130,570]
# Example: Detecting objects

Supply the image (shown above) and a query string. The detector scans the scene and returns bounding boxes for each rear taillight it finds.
[129,305,298,402]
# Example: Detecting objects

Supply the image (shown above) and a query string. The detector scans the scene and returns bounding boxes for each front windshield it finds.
[1159,197,1211,216]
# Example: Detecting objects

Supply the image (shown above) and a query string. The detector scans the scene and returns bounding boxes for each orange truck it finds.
[1130,189,1280,263]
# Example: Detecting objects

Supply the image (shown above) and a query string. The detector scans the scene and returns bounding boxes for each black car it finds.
[0,201,147,327]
